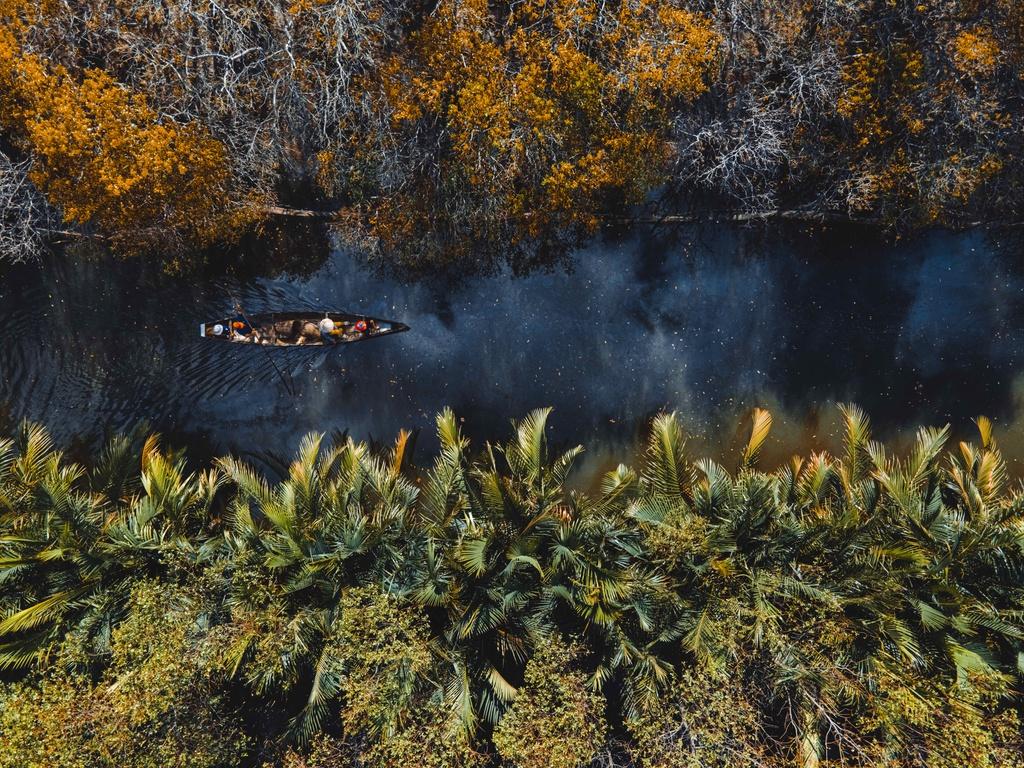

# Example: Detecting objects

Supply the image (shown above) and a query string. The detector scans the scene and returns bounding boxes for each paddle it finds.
[233,302,296,397]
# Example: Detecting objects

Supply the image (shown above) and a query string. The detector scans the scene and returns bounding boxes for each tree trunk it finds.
[260,205,1024,230]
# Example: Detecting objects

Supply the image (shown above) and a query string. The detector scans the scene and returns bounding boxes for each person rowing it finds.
[230,305,260,342]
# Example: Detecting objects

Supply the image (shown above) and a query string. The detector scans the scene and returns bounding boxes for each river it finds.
[2,223,1023,472]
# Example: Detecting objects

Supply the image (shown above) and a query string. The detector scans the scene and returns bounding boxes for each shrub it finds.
[492,637,606,768]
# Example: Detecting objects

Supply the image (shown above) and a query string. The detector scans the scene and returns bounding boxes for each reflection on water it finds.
[2,224,1023,469]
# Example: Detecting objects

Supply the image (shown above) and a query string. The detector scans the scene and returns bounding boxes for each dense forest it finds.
[4,3,1023,767]
[0,406,1022,767]
[1,0,1023,270]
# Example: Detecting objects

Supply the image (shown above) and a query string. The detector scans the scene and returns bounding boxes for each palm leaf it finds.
[644,413,688,500]
[740,407,773,470]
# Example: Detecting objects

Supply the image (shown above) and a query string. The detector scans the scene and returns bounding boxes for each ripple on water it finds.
[2,225,1023,463]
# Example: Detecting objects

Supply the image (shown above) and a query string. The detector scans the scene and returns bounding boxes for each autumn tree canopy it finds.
[0,3,245,254]
[0,0,1022,268]
[354,0,720,269]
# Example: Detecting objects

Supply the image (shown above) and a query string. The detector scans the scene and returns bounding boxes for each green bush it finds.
[492,638,606,768]
[1,407,1023,767]
[0,580,247,768]
[628,667,773,768]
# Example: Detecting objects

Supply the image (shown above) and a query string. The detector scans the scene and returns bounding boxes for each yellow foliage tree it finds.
[952,27,1001,77]
[829,5,1016,227]
[0,17,247,254]
[362,0,720,267]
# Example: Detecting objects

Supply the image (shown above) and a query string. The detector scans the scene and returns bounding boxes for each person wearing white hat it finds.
[319,316,343,344]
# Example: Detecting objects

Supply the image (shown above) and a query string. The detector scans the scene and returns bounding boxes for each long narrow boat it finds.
[200,311,409,347]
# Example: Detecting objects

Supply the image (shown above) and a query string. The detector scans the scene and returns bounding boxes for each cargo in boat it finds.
[199,311,409,346]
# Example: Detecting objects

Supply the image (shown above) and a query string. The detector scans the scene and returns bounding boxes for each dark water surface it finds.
[2,224,1023,470]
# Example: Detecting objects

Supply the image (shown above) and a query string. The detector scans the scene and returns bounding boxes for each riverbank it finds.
[3,1,1022,268]
[1,406,1022,768]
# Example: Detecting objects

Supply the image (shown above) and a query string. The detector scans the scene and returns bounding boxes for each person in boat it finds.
[319,316,346,344]
[228,307,264,343]
[230,320,256,341]
[297,321,320,345]
[273,319,302,345]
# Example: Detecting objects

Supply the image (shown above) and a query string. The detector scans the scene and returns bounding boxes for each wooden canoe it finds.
[199,311,409,347]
